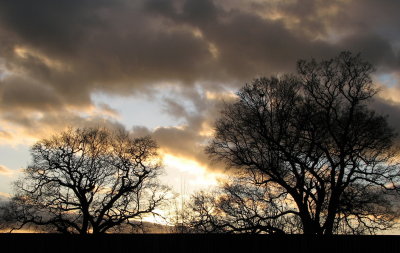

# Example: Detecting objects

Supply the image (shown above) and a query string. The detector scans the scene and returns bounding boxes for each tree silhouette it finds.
[3,127,169,234]
[186,175,297,234]
[202,52,400,235]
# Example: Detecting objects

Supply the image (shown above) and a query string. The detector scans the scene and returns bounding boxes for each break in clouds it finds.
[0,0,400,169]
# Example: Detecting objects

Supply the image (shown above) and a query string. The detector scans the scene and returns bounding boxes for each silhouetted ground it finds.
[1,234,400,253]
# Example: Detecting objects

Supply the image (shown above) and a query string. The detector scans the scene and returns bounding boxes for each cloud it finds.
[0,0,397,104]
[0,75,64,112]
[0,104,124,146]
[371,97,400,138]
[130,87,235,172]
[0,0,399,173]
[0,165,14,176]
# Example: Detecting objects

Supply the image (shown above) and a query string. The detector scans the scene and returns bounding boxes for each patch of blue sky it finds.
[0,145,30,194]
[91,92,186,131]
[377,73,398,88]
[0,145,30,171]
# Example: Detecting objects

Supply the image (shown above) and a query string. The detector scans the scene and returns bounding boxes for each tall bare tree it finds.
[204,52,400,235]
[4,127,169,234]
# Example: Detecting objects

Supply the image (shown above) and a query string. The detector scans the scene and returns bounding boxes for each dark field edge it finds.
[1,234,399,253]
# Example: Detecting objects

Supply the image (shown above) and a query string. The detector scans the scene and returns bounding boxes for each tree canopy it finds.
[194,52,400,235]
[3,127,169,234]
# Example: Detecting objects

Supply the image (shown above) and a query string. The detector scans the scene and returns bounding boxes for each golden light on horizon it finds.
[162,153,221,191]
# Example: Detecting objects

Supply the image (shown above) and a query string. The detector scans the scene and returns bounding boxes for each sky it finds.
[0,0,400,201]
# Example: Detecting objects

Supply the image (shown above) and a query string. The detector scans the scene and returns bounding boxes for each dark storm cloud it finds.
[0,0,399,105]
[0,0,216,109]
[337,33,398,71]
[0,76,63,111]
[146,0,328,78]
[371,97,400,137]
[0,0,400,169]
[147,0,400,78]
[333,0,400,40]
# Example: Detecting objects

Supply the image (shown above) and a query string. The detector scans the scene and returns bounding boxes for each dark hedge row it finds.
[1,234,399,253]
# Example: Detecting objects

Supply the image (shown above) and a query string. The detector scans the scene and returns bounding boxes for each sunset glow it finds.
[1,0,400,234]
[162,153,222,194]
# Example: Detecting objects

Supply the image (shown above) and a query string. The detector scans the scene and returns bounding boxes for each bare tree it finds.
[3,127,170,234]
[204,52,400,235]
[186,173,300,234]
